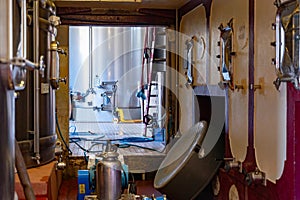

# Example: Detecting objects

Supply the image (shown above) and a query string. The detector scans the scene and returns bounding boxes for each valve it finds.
[55,140,66,170]
[59,77,67,84]
[39,55,45,78]
[245,168,266,186]
[223,158,242,173]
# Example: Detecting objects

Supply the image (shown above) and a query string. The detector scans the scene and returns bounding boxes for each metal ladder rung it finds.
[156,31,166,35]
[153,58,167,62]
[155,45,166,49]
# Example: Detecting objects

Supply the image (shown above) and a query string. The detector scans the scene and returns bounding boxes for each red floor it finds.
[15,162,62,200]
[15,161,161,200]
[58,178,78,200]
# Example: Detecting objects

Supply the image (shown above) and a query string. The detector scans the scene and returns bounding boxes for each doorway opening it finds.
[68,26,167,158]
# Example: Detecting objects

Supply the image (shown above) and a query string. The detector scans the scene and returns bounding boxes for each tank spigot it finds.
[56,154,66,170]
[39,55,45,78]
[32,154,41,165]
[223,158,242,173]
[55,141,66,170]
[245,168,267,186]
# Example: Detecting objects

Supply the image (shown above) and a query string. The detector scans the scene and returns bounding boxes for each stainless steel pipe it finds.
[33,0,41,164]
[20,0,27,58]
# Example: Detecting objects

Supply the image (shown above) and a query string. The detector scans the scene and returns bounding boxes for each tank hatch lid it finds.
[154,121,208,188]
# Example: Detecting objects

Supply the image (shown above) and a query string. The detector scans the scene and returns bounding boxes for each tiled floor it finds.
[69,122,148,136]
[68,122,166,157]
[68,121,166,176]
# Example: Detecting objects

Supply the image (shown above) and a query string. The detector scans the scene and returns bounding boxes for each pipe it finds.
[89,26,93,91]
[13,0,28,91]
[40,0,56,15]
[33,0,41,165]
[15,139,36,200]
[20,0,27,58]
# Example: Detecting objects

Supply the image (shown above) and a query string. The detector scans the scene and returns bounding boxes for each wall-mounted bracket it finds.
[234,84,244,92]
[250,84,262,91]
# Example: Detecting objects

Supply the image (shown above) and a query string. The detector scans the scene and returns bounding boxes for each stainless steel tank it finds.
[69,27,146,121]
[15,0,57,167]
[96,142,122,200]
[0,0,15,199]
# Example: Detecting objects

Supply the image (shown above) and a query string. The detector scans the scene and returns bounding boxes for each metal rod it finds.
[33,0,41,164]
[20,0,27,58]
[89,26,93,90]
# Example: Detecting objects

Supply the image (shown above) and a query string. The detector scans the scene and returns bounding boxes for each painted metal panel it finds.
[180,5,207,85]
[210,0,249,162]
[178,5,206,133]
[254,0,286,183]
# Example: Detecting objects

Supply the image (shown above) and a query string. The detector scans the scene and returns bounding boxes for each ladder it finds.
[137,27,167,134]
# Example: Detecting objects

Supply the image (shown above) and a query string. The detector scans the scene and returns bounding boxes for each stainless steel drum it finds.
[96,142,122,200]
[154,121,225,200]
